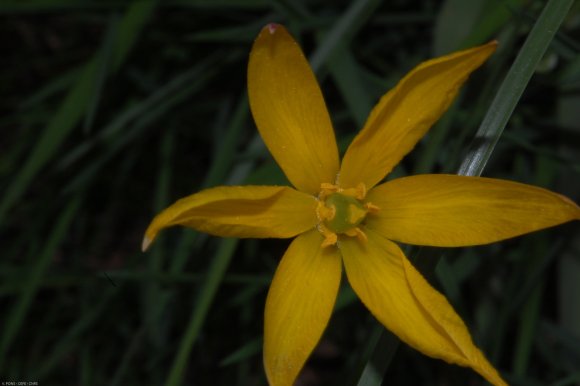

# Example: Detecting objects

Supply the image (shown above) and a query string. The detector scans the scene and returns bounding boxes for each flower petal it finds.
[264,229,342,386]
[143,185,317,250]
[339,42,497,190]
[248,24,339,194]
[366,174,580,247]
[340,230,507,386]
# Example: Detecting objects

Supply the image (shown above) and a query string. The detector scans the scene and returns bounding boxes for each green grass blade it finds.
[168,95,249,275]
[20,69,78,108]
[35,285,117,378]
[458,0,574,177]
[143,129,174,354]
[326,44,373,128]
[433,0,486,54]
[351,321,401,386]
[462,0,526,49]
[0,60,95,224]
[0,198,80,370]
[112,0,157,69]
[164,238,239,386]
[83,15,118,133]
[60,54,230,197]
[219,337,262,367]
[202,96,250,188]
[0,0,156,225]
[309,0,381,73]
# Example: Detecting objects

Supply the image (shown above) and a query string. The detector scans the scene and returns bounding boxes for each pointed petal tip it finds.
[474,40,498,57]
[141,236,152,252]
[265,23,279,34]
[485,40,499,53]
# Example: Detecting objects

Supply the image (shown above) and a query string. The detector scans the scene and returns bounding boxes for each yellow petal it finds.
[248,24,339,194]
[366,174,580,247]
[340,230,507,386]
[143,185,317,249]
[339,41,497,190]
[264,229,342,386]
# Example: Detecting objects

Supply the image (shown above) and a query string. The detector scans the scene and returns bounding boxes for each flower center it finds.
[316,183,379,247]
[324,193,367,233]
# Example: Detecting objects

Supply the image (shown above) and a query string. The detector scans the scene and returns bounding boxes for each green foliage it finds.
[1,0,579,385]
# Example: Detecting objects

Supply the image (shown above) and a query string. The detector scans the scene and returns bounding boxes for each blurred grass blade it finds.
[35,285,117,378]
[352,325,399,386]
[112,0,157,69]
[186,19,268,42]
[433,0,485,54]
[20,69,79,108]
[461,0,525,49]
[326,44,373,128]
[83,14,118,133]
[0,60,95,223]
[164,238,239,386]
[0,198,80,370]
[149,97,253,384]
[0,0,156,225]
[61,55,224,194]
[57,52,224,173]
[309,0,381,73]
[458,0,574,177]
[203,96,250,188]
[354,1,574,385]
[219,337,262,367]
[144,129,174,354]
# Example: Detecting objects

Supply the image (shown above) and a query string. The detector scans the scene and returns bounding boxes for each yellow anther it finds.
[364,202,380,214]
[319,183,340,199]
[345,227,368,243]
[348,203,366,224]
[318,223,338,248]
[316,201,336,221]
[320,182,339,191]
[321,233,338,248]
[341,183,367,200]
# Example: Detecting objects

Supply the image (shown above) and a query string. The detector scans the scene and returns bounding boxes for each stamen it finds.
[319,183,339,199]
[321,233,338,248]
[317,223,338,248]
[321,183,338,191]
[364,202,380,214]
[347,203,366,224]
[340,183,367,200]
[316,201,336,221]
[345,227,368,243]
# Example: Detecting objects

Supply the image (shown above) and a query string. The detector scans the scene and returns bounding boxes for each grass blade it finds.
[309,0,381,73]
[164,238,239,386]
[458,0,574,177]
[0,199,80,370]
[0,0,156,225]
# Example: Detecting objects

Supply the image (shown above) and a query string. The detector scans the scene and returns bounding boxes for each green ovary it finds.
[324,193,367,233]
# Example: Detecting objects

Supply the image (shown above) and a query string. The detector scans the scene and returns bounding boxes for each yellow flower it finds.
[143,23,580,386]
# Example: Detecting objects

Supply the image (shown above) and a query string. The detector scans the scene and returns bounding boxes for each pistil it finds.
[315,183,380,247]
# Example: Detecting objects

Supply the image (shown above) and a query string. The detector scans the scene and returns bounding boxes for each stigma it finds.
[315,183,379,247]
